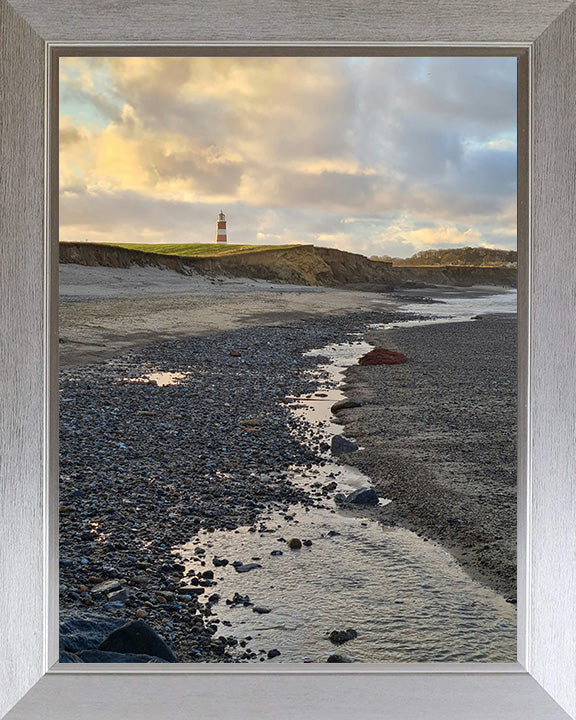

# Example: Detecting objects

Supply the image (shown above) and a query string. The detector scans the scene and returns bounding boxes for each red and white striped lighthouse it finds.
[216,210,227,243]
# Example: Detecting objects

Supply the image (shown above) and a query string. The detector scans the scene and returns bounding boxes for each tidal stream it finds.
[179,291,517,663]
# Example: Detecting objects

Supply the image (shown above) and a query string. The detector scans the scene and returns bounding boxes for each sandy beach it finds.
[58,264,517,663]
[59,264,398,366]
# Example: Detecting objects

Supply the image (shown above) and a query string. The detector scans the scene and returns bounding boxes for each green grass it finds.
[102,242,301,258]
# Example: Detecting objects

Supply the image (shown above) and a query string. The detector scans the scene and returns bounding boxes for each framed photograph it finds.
[1,1,575,719]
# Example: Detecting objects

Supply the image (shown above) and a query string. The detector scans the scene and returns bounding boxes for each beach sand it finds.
[59,264,398,366]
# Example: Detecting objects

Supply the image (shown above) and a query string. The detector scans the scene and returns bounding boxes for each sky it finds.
[59,56,517,258]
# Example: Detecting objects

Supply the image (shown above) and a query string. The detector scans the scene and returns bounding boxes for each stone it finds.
[287,538,302,550]
[331,398,364,413]
[98,619,178,663]
[253,607,271,614]
[90,579,121,595]
[358,348,407,366]
[108,588,130,603]
[267,649,281,659]
[302,539,313,547]
[59,650,84,663]
[346,488,379,505]
[270,550,283,556]
[327,654,354,663]
[234,563,261,573]
[331,435,359,456]
[329,628,358,645]
[59,615,126,654]
[78,649,169,663]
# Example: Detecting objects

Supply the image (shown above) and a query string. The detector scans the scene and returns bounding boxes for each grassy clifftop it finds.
[109,243,299,258]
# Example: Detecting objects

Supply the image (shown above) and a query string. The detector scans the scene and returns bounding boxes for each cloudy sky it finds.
[59,56,517,258]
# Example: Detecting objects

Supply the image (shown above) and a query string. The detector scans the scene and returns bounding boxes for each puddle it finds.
[123,371,188,386]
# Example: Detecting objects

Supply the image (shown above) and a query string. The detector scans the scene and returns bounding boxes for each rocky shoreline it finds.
[59,309,409,663]
[59,298,517,663]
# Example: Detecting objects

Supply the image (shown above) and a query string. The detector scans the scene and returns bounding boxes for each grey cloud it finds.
[60,56,517,254]
[60,126,83,146]
[152,149,245,195]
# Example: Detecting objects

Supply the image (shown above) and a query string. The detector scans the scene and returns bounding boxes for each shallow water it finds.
[178,291,518,663]
[181,503,516,663]
[370,289,517,330]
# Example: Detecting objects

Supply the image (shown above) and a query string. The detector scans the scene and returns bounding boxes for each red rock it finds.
[358,348,407,366]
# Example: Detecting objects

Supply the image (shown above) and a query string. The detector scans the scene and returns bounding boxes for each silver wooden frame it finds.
[1,2,575,718]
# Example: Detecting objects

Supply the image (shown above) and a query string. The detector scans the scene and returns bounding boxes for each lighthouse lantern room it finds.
[216,210,227,243]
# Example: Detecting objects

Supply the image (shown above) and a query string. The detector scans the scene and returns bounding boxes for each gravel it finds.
[339,315,517,600]
[59,309,405,662]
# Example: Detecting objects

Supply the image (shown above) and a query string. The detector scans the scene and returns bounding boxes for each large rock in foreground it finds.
[60,615,126,654]
[98,619,178,662]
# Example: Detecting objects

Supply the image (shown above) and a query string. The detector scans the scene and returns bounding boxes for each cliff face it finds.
[59,242,517,289]
[392,264,517,288]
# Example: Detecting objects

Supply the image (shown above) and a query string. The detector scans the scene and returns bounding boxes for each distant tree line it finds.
[371,246,517,267]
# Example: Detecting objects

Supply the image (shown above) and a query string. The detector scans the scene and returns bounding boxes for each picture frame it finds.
[1,1,575,718]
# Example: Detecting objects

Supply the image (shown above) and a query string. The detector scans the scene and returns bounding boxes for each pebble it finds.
[328,628,358,645]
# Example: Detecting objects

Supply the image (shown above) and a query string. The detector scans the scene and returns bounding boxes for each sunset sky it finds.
[59,56,517,258]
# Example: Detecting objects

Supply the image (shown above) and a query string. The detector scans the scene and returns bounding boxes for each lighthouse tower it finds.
[216,210,227,243]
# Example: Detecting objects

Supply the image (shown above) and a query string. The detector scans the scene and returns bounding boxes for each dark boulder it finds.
[327,654,354,663]
[59,614,126,654]
[79,649,169,663]
[98,619,178,662]
[329,628,358,645]
[346,488,379,505]
[331,435,359,456]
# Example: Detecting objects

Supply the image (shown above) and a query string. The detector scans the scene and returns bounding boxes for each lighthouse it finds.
[216,210,227,243]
